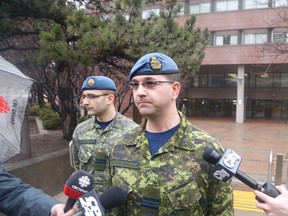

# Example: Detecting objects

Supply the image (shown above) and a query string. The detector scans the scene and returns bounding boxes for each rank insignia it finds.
[149,57,162,71]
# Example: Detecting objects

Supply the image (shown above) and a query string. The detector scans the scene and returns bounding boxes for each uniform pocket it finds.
[167,179,203,214]
[78,144,94,164]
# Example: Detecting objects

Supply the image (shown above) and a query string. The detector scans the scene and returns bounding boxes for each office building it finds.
[144,0,288,122]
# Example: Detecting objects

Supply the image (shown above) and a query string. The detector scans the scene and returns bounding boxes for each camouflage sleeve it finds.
[71,129,80,170]
[207,175,234,215]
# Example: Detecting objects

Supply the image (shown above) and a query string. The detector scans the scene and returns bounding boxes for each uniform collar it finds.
[126,112,197,157]
[93,112,125,131]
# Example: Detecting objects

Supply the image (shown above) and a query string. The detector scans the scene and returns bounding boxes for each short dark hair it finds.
[164,73,180,82]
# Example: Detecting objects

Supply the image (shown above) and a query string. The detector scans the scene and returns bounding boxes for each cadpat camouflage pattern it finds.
[110,112,234,215]
[72,112,138,193]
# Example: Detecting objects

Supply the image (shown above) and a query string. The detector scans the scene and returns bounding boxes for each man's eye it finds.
[133,83,140,86]
[145,81,156,87]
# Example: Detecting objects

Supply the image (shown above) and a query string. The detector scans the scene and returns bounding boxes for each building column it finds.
[236,65,245,123]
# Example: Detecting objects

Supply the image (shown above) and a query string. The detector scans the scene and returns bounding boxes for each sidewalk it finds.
[188,117,288,187]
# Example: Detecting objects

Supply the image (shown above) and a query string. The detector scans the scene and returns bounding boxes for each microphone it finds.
[76,186,128,216]
[63,170,95,213]
[203,148,280,202]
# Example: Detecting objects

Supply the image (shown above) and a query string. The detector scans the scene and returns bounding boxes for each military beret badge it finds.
[87,78,95,87]
[149,57,162,71]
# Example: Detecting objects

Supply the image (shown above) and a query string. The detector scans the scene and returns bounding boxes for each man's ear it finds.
[107,94,115,104]
[172,82,181,99]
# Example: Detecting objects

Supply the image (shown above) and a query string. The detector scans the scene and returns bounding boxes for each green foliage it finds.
[38,0,208,80]
[38,107,62,130]
[2,0,209,140]
[27,103,42,116]
[27,104,62,130]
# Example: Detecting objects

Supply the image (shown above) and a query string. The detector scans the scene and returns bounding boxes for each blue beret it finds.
[81,76,116,91]
[129,53,179,81]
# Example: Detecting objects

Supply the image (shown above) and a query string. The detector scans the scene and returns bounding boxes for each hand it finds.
[254,185,288,216]
[50,203,78,216]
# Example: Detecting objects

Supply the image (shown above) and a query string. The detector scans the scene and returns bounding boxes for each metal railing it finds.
[268,150,288,188]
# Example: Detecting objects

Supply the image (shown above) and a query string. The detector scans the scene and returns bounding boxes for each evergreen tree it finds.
[0,0,208,140]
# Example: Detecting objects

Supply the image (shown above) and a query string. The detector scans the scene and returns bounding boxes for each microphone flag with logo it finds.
[203,147,280,202]
[63,169,95,212]
[77,186,129,216]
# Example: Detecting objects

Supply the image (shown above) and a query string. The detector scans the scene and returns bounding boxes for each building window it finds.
[243,0,268,9]
[273,28,288,43]
[215,32,238,45]
[274,72,288,87]
[190,1,210,14]
[243,30,268,44]
[215,0,238,12]
[274,0,288,7]
[225,73,238,87]
[196,73,208,87]
[256,73,273,87]
[142,7,160,19]
[209,73,225,87]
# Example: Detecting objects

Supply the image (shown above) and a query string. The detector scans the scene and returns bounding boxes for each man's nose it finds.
[134,83,147,95]
[82,98,89,105]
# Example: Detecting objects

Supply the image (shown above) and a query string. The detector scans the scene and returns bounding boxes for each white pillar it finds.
[236,65,245,123]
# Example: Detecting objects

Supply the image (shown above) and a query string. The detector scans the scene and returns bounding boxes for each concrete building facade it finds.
[144,0,288,122]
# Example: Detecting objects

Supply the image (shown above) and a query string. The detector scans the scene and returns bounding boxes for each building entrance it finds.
[180,99,288,119]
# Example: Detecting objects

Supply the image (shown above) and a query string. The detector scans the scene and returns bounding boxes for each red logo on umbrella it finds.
[0,96,10,113]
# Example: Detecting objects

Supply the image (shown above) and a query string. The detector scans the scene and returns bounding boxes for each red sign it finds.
[0,96,10,113]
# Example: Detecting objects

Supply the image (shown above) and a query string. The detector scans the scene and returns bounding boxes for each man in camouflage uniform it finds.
[72,76,138,194]
[109,53,234,215]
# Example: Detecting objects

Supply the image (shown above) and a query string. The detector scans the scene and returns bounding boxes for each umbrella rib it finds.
[0,133,21,151]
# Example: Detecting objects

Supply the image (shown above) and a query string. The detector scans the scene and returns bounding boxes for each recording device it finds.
[63,170,95,213]
[75,186,128,216]
[203,148,280,202]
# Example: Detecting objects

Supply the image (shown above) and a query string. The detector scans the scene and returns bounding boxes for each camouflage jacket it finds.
[72,112,138,193]
[110,112,234,216]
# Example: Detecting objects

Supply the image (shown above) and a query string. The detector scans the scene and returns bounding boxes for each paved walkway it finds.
[188,117,288,187]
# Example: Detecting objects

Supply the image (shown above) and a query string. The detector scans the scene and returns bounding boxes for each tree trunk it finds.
[57,63,78,141]
[36,83,45,107]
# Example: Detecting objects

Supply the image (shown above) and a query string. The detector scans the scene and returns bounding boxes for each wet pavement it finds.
[189,117,288,216]
[188,117,288,186]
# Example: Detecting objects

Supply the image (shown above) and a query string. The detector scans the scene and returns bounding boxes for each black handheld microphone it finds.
[203,148,280,202]
[75,186,128,216]
[63,170,95,213]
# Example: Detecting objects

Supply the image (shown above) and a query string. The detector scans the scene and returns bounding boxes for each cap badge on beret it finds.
[149,57,162,71]
[87,78,95,87]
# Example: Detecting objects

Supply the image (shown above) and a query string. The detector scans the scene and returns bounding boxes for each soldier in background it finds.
[71,76,138,194]
[110,53,234,215]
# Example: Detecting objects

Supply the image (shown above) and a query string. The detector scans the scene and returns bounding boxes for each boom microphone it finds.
[76,186,128,216]
[203,148,280,202]
[63,170,95,213]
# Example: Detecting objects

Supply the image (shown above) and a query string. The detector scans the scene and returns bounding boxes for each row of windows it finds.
[191,71,288,88]
[214,28,288,45]
[179,99,288,118]
[143,0,288,19]
[190,0,288,14]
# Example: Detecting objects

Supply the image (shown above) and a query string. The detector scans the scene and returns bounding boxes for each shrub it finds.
[27,104,62,130]
[27,103,41,116]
